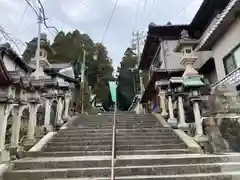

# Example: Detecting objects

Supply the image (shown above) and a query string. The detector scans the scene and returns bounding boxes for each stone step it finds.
[43,145,113,152]
[26,151,112,157]
[75,125,164,129]
[76,121,161,125]
[115,154,231,167]
[13,156,111,170]
[4,167,111,180]
[44,144,186,152]
[74,124,163,127]
[56,131,176,137]
[13,154,239,170]
[116,149,191,155]
[116,144,187,151]
[43,171,240,180]
[113,163,222,176]
[47,139,181,146]
[27,149,192,157]
[6,163,240,180]
[52,135,178,141]
[60,127,171,132]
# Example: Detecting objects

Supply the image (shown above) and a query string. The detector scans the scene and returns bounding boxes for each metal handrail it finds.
[111,101,117,180]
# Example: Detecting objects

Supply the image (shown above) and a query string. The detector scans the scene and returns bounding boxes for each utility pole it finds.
[35,8,43,79]
[80,46,86,114]
[132,30,145,94]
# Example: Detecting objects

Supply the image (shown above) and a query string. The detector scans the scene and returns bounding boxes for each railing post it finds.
[111,101,117,180]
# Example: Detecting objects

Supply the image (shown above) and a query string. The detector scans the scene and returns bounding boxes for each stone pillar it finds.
[167,94,178,127]
[159,92,168,118]
[24,104,37,146]
[0,105,10,150]
[64,96,70,118]
[57,98,63,124]
[0,104,12,162]
[10,107,22,147]
[178,96,188,128]
[44,99,52,131]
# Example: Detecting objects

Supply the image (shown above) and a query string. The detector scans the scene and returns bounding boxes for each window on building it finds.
[223,45,240,74]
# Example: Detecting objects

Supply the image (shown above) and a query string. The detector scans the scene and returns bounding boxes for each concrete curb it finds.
[29,116,78,152]
[60,116,78,130]
[0,163,13,178]
[173,129,203,153]
[153,113,170,127]
[153,113,203,153]
[29,132,57,152]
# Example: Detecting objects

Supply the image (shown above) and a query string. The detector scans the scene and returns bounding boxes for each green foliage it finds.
[117,48,139,110]
[22,30,114,111]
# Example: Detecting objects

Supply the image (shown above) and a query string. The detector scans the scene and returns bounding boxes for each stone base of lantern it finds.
[168,117,178,128]
[161,112,168,119]
[178,122,189,129]
[194,134,208,143]
[24,137,36,147]
[0,150,10,162]
[44,125,53,133]
[63,115,71,122]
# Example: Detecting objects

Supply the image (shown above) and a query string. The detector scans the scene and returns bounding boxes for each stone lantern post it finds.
[166,83,178,127]
[155,80,168,118]
[170,77,188,129]
[174,30,207,142]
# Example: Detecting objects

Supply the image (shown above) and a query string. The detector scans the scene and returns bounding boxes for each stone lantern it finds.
[170,77,188,129]
[174,30,207,142]
[155,80,168,119]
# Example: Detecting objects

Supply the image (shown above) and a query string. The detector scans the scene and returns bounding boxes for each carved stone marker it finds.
[201,84,240,153]
[202,84,240,116]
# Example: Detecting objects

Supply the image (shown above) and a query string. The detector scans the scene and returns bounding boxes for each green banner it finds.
[108,81,117,103]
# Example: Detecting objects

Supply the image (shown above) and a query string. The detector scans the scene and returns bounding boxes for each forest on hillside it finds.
[117,48,140,111]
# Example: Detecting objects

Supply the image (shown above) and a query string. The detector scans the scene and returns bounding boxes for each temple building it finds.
[139,0,239,108]
[137,0,240,142]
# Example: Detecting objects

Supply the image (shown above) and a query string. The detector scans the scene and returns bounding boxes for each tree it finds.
[22,30,114,111]
[117,48,139,110]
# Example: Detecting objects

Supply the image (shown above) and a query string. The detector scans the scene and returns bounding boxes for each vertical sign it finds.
[108,81,117,103]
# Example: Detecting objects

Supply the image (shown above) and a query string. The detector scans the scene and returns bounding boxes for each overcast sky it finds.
[0,0,203,68]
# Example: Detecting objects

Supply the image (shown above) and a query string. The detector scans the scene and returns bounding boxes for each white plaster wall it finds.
[212,18,240,81]
[160,40,183,70]
[160,40,212,70]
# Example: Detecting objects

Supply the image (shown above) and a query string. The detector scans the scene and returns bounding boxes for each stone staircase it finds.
[3,113,240,179]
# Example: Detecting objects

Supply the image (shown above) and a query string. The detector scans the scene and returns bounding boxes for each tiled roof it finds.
[198,0,239,49]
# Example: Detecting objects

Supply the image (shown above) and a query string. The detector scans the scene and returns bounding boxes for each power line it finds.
[144,0,148,10]
[79,0,88,7]
[168,0,196,23]
[37,0,59,34]
[133,0,141,33]
[101,0,119,43]
[25,0,39,16]
[16,3,28,34]
[0,25,24,54]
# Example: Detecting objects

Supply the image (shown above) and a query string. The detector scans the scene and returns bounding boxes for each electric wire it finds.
[133,0,141,33]
[24,0,39,16]
[101,0,119,43]
[16,3,28,34]
[37,0,59,34]
[79,0,88,7]
[168,0,197,23]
